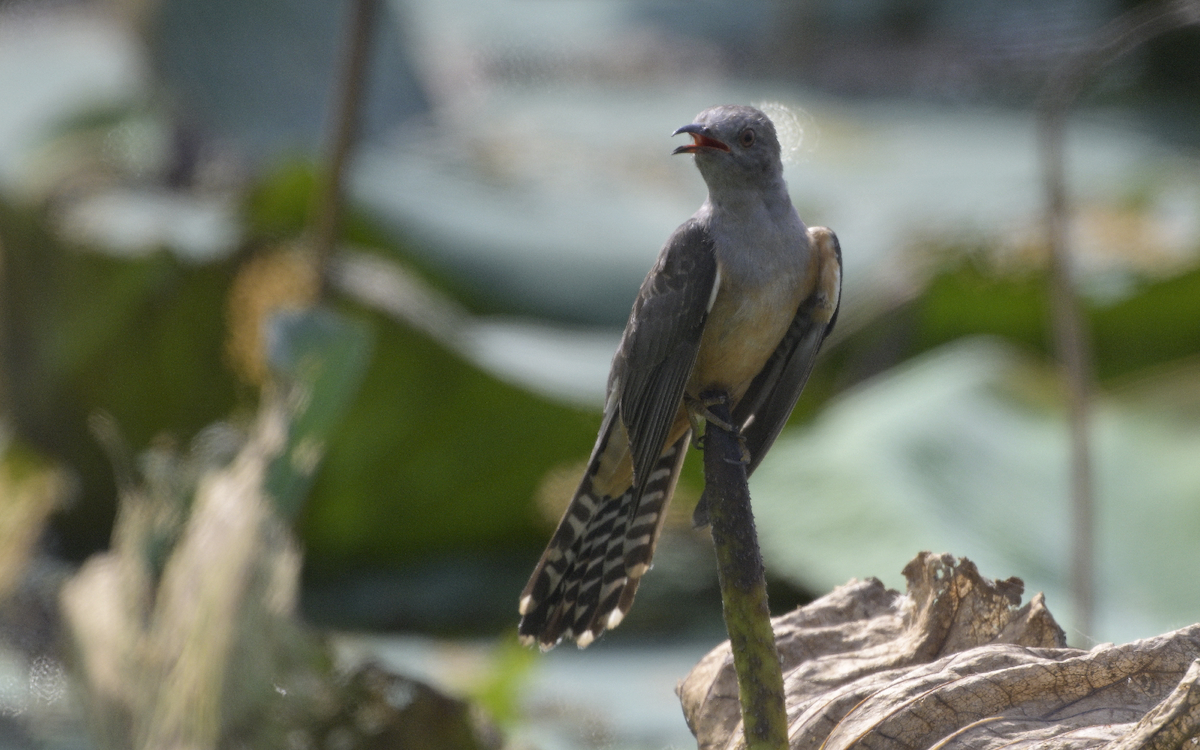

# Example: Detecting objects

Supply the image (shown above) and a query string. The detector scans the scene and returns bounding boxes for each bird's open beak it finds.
[672,123,730,154]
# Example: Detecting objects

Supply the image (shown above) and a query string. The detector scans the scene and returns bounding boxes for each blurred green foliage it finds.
[243,160,601,570]
[3,157,1197,598]
[0,436,67,603]
[0,200,241,556]
[244,159,491,314]
[777,245,1200,460]
[915,262,1052,357]
[0,162,600,576]
[819,251,1200,401]
[1092,268,1200,379]
[467,631,539,728]
[264,307,374,520]
[911,257,1200,383]
[301,299,598,571]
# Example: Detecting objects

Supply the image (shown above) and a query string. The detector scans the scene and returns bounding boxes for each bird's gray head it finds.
[672,105,783,189]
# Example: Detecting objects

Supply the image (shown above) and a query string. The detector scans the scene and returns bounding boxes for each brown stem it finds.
[311,0,379,299]
[1037,0,1200,639]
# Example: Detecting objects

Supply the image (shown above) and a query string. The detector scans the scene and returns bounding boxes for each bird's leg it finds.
[686,392,750,464]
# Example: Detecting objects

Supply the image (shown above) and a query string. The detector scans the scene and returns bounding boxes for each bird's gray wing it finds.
[613,218,718,497]
[734,226,842,476]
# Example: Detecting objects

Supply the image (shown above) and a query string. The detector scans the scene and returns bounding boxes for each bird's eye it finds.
[739,129,755,148]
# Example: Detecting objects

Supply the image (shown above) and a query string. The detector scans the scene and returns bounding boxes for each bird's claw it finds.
[685,393,739,435]
[684,393,750,464]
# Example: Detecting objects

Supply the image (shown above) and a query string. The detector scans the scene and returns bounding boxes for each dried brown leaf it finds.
[678,552,1200,750]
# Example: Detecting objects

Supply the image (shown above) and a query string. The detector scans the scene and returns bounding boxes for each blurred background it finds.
[1,0,1199,747]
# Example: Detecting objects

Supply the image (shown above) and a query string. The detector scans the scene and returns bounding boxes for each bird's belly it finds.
[687,277,802,405]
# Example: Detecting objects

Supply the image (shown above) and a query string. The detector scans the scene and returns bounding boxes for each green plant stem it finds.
[702,396,788,750]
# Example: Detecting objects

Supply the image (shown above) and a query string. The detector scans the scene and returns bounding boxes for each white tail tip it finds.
[606,608,625,630]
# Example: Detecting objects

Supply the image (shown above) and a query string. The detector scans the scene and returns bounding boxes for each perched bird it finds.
[518,105,842,650]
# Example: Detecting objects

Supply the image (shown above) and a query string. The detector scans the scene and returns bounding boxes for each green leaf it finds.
[264,307,373,519]
[750,337,1200,644]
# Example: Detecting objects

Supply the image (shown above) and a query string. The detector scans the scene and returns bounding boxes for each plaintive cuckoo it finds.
[518,105,842,650]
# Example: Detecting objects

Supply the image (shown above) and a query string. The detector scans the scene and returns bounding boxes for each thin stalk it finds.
[311,0,379,299]
[702,396,788,750]
[1038,0,1200,639]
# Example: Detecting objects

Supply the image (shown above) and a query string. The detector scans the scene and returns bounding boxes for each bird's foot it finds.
[685,393,738,434]
[685,393,750,463]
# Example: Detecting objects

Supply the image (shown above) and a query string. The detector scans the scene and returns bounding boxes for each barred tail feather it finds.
[518,433,690,650]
